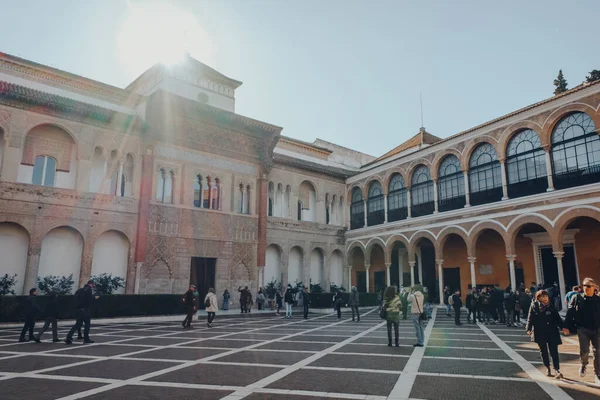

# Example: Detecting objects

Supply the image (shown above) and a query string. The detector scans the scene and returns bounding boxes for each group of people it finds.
[18,280,97,345]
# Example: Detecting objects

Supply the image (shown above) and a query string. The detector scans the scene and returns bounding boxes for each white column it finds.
[463,171,471,207]
[365,265,370,293]
[102,160,108,193]
[554,252,567,302]
[385,263,391,286]
[500,160,509,200]
[406,188,412,218]
[417,246,423,285]
[199,178,204,208]
[383,194,388,223]
[507,255,517,291]
[436,259,444,305]
[468,256,477,289]
[280,190,285,217]
[409,260,416,286]
[398,250,405,288]
[433,179,439,213]
[116,161,124,196]
[348,266,353,289]
[544,148,555,191]
[363,199,368,227]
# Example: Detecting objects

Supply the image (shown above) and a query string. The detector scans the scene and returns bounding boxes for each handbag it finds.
[415,297,426,321]
[204,297,211,308]
[379,304,387,320]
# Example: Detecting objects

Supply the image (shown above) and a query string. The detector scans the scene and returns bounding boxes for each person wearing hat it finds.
[19,288,39,342]
[181,284,197,329]
[65,280,97,344]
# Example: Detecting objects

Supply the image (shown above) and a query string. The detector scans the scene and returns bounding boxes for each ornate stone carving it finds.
[155,145,257,175]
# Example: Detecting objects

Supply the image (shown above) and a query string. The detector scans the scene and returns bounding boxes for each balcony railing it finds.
[438,196,466,212]
[470,187,503,206]
[350,212,365,230]
[554,165,600,190]
[367,210,385,226]
[411,201,435,218]
[388,207,408,222]
[507,177,548,199]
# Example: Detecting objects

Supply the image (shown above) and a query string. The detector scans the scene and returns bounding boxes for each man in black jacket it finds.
[564,277,600,383]
[35,292,60,343]
[19,288,39,342]
[302,287,310,319]
[181,284,197,329]
[452,290,463,326]
[65,280,97,344]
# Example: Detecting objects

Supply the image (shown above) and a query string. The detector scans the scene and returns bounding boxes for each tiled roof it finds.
[274,153,355,179]
[368,127,441,165]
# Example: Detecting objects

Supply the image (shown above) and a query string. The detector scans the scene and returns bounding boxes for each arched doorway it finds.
[330,250,344,289]
[310,248,324,286]
[38,226,84,292]
[288,246,303,285]
[91,230,130,294]
[265,244,282,285]
[0,222,30,294]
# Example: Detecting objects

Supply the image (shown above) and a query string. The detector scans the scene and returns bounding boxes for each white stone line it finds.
[426,345,502,351]
[330,351,410,358]
[218,309,382,400]
[422,355,516,363]
[388,308,437,400]
[302,365,400,375]
[416,371,532,382]
[0,372,119,384]
[479,322,573,400]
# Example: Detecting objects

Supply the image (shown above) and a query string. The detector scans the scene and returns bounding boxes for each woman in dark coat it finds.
[526,289,564,378]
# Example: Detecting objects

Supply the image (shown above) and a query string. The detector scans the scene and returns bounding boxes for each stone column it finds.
[507,254,517,292]
[468,256,477,289]
[23,249,41,293]
[385,262,391,286]
[363,199,368,227]
[347,265,353,289]
[544,147,555,191]
[436,259,444,305]
[406,188,412,218]
[199,177,205,208]
[116,161,124,196]
[463,171,471,207]
[398,249,405,287]
[409,260,416,286]
[553,251,567,302]
[383,194,388,223]
[416,246,423,284]
[433,179,439,213]
[500,160,509,200]
[134,151,154,269]
[365,264,370,293]
[256,174,268,273]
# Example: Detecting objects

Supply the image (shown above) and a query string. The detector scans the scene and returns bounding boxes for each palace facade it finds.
[1,51,599,306]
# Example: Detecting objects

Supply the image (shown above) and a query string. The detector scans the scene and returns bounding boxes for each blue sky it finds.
[1,0,599,157]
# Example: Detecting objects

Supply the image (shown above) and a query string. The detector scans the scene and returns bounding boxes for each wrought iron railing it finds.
[554,165,600,190]
[507,177,548,199]
[411,201,435,218]
[350,212,365,230]
[367,210,385,226]
[388,207,408,222]
[438,196,466,212]
[470,187,503,206]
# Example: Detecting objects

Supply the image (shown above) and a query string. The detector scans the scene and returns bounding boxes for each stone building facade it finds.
[1,51,599,306]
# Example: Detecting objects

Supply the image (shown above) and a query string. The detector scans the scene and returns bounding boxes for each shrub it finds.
[309,283,324,293]
[37,275,75,295]
[0,274,18,296]
[329,283,346,293]
[264,279,282,299]
[90,273,125,295]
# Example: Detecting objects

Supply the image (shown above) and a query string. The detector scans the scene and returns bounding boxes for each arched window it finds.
[110,170,125,196]
[506,129,547,197]
[193,175,202,207]
[240,183,246,213]
[438,155,465,211]
[366,181,384,226]
[211,178,220,210]
[387,174,408,222]
[350,187,364,229]
[551,112,600,189]
[411,165,434,217]
[297,201,302,221]
[156,168,174,203]
[268,197,273,216]
[468,143,502,205]
[32,156,56,187]
[244,184,251,214]
[325,206,330,224]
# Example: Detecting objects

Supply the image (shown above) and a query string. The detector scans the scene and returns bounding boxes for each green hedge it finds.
[308,292,380,308]
[0,295,185,323]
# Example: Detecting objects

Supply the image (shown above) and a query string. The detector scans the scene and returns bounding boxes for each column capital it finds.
[364,264,371,270]
[408,261,416,267]
[467,256,476,263]
[348,265,353,270]
[435,259,444,266]
[553,251,565,259]
[506,254,517,262]
[385,263,391,269]
[542,144,551,152]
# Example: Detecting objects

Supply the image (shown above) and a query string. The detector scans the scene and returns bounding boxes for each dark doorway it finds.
[403,272,412,287]
[563,246,578,290]
[443,267,461,293]
[390,263,399,287]
[540,248,558,288]
[356,271,366,293]
[190,257,216,309]
[542,246,578,290]
[420,246,436,302]
[374,271,386,293]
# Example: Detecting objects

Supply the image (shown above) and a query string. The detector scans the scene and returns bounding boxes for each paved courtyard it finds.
[0,309,598,400]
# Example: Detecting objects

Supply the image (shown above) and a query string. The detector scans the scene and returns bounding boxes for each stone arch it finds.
[347,240,366,264]
[365,175,386,194]
[498,120,546,159]
[309,247,326,285]
[365,237,387,265]
[407,160,432,186]
[38,226,85,293]
[265,243,283,284]
[347,184,365,204]
[330,249,344,287]
[436,225,472,258]
[0,222,30,295]
[408,230,437,256]
[462,136,502,170]
[288,245,305,285]
[468,220,510,256]
[91,230,130,294]
[506,213,556,251]
[431,148,463,180]
[22,122,79,158]
[383,168,408,189]
[542,104,600,147]
[554,206,600,249]
[385,234,410,255]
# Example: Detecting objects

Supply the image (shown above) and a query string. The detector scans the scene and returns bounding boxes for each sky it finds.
[1,0,599,157]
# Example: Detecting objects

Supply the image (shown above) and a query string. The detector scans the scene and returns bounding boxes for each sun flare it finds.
[117,2,214,74]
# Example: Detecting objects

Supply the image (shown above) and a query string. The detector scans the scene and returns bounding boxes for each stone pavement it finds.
[0,308,598,399]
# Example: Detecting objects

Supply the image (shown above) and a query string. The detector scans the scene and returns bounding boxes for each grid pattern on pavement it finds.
[0,308,598,400]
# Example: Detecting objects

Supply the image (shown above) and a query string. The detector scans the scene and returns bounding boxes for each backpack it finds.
[204,296,211,308]
[448,295,454,306]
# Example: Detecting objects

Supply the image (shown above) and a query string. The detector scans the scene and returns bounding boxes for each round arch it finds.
[462,136,501,170]
[38,226,85,293]
[408,230,437,256]
[468,220,509,256]
[436,226,472,258]
[506,214,555,251]
[385,234,410,255]
[407,160,432,185]
[347,184,364,204]
[431,148,463,180]
[383,168,408,189]
[366,176,386,195]
[346,241,366,265]
[498,121,546,159]
[91,230,130,294]
[365,237,387,265]
[542,104,600,147]
[554,206,600,248]
[0,222,30,295]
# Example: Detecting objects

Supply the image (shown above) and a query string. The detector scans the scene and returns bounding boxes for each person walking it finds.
[180,284,197,329]
[349,286,360,322]
[519,289,532,323]
[275,290,283,316]
[257,288,266,311]
[333,290,343,319]
[504,289,517,327]
[479,287,491,324]
[204,288,218,327]
[565,285,582,309]
[34,292,60,343]
[400,287,409,320]
[65,280,97,344]
[383,286,401,347]
[19,288,39,342]
[302,287,310,319]
[222,289,230,311]
[246,289,253,313]
[451,290,463,326]
[526,289,565,378]
[443,286,452,316]
[408,286,425,347]
[564,277,600,383]
[284,285,294,318]
[238,286,247,313]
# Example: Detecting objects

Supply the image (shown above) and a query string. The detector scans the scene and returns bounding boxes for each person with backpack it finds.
[479,287,491,324]
[348,286,360,322]
[564,277,600,383]
[284,285,294,318]
[65,280,97,344]
[180,284,197,329]
[238,286,249,313]
[527,289,565,378]
[519,289,532,323]
[408,286,425,347]
[34,292,60,343]
[204,288,218,327]
[382,286,401,347]
[19,288,39,342]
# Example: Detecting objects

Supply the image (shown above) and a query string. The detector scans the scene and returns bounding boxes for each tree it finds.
[90,273,125,295]
[553,70,568,95]
[586,69,600,83]
[37,275,75,295]
[0,274,18,296]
